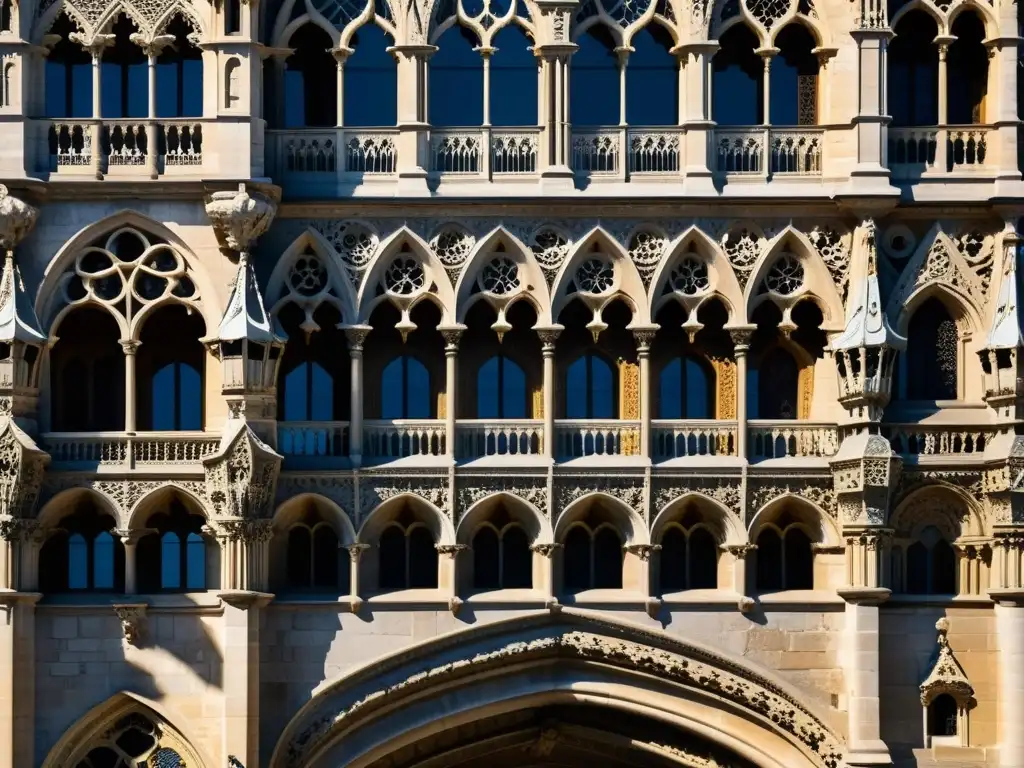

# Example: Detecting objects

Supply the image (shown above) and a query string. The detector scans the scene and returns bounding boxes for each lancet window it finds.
[287,522,344,591]
[378,523,438,590]
[658,522,718,592]
[892,297,959,404]
[471,523,532,589]
[136,497,207,592]
[754,512,814,591]
[563,522,623,591]
[39,498,125,593]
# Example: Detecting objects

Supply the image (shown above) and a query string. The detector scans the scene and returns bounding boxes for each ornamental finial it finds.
[205,183,277,256]
[0,186,38,254]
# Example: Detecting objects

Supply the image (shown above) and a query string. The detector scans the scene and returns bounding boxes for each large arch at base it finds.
[272,611,844,768]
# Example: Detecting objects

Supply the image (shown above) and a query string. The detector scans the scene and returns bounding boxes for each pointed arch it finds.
[747,492,841,547]
[36,486,123,528]
[649,225,745,322]
[652,491,747,546]
[551,227,650,323]
[744,226,844,330]
[357,226,456,322]
[126,483,211,530]
[888,0,944,31]
[454,226,552,324]
[767,13,826,47]
[456,490,553,545]
[358,491,456,545]
[152,2,207,40]
[890,483,985,539]
[273,492,357,545]
[267,227,359,324]
[945,0,997,37]
[40,691,213,768]
[555,491,648,544]
[36,209,221,336]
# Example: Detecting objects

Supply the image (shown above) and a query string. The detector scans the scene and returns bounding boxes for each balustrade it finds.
[43,432,221,469]
[554,420,641,459]
[748,421,839,460]
[428,128,541,177]
[888,125,991,179]
[456,420,543,459]
[652,420,738,460]
[44,119,206,176]
[277,422,350,458]
[362,420,446,461]
[715,128,823,177]
[883,424,992,457]
[571,129,621,177]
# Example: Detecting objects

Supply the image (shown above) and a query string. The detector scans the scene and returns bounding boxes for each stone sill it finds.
[884,594,993,608]
[37,593,223,612]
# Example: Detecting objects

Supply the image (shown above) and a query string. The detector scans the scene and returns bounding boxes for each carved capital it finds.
[720,543,757,559]
[624,543,661,562]
[128,31,175,58]
[438,324,467,354]
[342,324,373,353]
[434,543,468,558]
[119,339,141,356]
[205,184,277,255]
[206,518,273,544]
[0,186,37,253]
[345,542,370,562]
[630,325,659,353]
[448,596,463,615]
[531,542,562,557]
[115,527,153,546]
[68,31,115,58]
[112,603,147,646]
[726,325,756,353]
[536,325,563,353]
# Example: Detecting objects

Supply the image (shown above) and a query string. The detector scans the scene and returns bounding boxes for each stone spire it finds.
[831,219,906,425]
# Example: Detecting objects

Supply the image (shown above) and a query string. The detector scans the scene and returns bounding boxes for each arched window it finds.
[755,525,813,592]
[346,25,398,126]
[570,26,619,125]
[155,16,203,117]
[562,524,622,592]
[471,525,532,589]
[658,356,713,418]
[44,14,93,117]
[927,694,959,738]
[897,297,958,402]
[136,499,206,592]
[100,16,148,118]
[948,11,988,125]
[284,24,336,127]
[39,501,124,592]
[750,347,799,419]
[565,353,615,418]
[626,27,677,126]
[283,361,332,421]
[713,25,762,126]
[73,713,189,768]
[905,526,956,595]
[381,356,432,418]
[888,11,939,127]
[770,24,818,126]
[378,524,438,590]
[138,304,205,431]
[491,26,538,126]
[430,26,484,126]
[278,302,349,425]
[286,524,343,590]
[477,354,528,418]
[658,525,718,593]
[51,308,125,431]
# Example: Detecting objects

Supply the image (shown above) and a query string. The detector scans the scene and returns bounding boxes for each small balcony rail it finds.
[277,421,350,458]
[888,125,990,179]
[883,424,992,457]
[571,127,683,179]
[45,119,205,176]
[268,128,399,181]
[652,420,738,460]
[554,420,642,459]
[362,419,446,461]
[429,128,540,177]
[714,127,823,177]
[43,432,221,470]
[748,421,839,460]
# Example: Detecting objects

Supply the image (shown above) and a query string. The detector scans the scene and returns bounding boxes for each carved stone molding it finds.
[112,603,147,646]
[276,475,356,520]
[624,543,660,561]
[748,478,837,521]
[204,421,281,519]
[553,475,646,517]
[435,544,467,558]
[206,518,273,544]
[531,542,561,557]
[0,186,37,252]
[651,477,742,516]
[360,474,450,517]
[456,475,548,519]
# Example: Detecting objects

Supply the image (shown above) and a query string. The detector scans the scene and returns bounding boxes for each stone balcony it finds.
[41,432,221,473]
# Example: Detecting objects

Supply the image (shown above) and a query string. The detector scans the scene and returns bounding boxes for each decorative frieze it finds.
[455,475,548,520]
[359,473,450,517]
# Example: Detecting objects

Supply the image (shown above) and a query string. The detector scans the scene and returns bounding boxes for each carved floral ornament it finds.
[0,187,38,254]
[203,421,282,520]
[38,0,204,46]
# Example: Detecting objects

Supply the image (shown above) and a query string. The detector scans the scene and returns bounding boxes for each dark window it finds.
[756,526,813,592]
[378,525,437,590]
[382,356,431,418]
[563,526,592,592]
[491,25,538,126]
[565,354,615,418]
[472,527,501,589]
[151,362,202,431]
[750,347,799,419]
[563,525,622,592]
[658,356,713,419]
[45,14,93,118]
[928,694,959,737]
[769,24,818,126]
[477,354,528,418]
[346,26,398,126]
[408,527,437,588]
[225,0,241,34]
[284,24,336,127]
[501,526,532,588]
[39,503,124,592]
[898,298,958,402]
[52,308,125,432]
[755,528,783,592]
[713,24,762,126]
[689,527,718,589]
[100,16,148,118]
[155,17,203,117]
[286,524,343,590]
[659,527,688,592]
[570,26,619,125]
[626,26,678,126]
[658,526,718,593]
[283,361,333,421]
[903,526,956,595]
[888,11,939,126]
[136,500,206,592]
[430,25,483,126]
[378,526,407,590]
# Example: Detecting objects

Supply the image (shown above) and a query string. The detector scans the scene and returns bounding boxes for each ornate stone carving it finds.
[554,475,646,517]
[434,544,467,558]
[205,184,277,255]
[748,478,837,521]
[531,542,561,557]
[624,543,660,561]
[206,518,274,544]
[203,422,281,519]
[920,618,974,708]
[456,476,548,519]
[651,478,742,516]
[0,421,48,518]
[112,603,147,646]
[276,475,356,521]
[360,475,449,516]
[0,187,37,253]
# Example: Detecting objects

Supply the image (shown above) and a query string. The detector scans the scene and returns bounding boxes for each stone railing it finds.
[748,421,839,460]
[363,419,446,460]
[45,120,206,175]
[491,131,539,174]
[571,129,621,177]
[715,127,765,175]
[277,421,350,458]
[554,420,641,459]
[770,129,823,175]
[456,420,543,458]
[431,130,483,174]
[571,127,683,178]
[268,128,398,182]
[715,127,824,177]
[429,128,540,177]
[883,424,992,457]
[888,125,990,179]
[652,420,738,460]
[627,128,682,174]
[43,432,221,470]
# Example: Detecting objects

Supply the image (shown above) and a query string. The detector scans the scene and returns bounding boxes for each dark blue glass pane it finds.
[182,59,203,116]
[93,532,114,589]
[659,358,681,419]
[430,26,483,126]
[179,364,202,431]
[45,61,67,117]
[284,70,306,128]
[284,364,309,421]
[746,368,759,419]
[713,66,759,125]
[185,533,205,590]
[769,58,798,125]
[490,26,538,126]
[156,62,178,118]
[346,25,397,126]
[685,358,709,418]
[566,357,588,418]
[381,358,404,419]
[406,358,431,418]
[502,357,527,418]
[913,66,937,124]
[571,32,619,125]
[100,62,122,117]
[889,64,910,125]
[68,533,88,589]
[591,356,614,418]
[152,363,176,431]
[477,357,500,418]
[310,362,333,421]
[161,532,181,589]
[127,64,148,117]
[72,64,92,117]
[626,29,677,126]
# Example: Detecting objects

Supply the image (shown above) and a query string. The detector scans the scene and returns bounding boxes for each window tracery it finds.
[530,228,571,286]
[668,256,710,295]
[627,230,667,287]
[41,0,203,44]
[763,253,804,295]
[429,225,475,281]
[479,257,520,295]
[72,713,190,768]
[384,257,427,295]
[574,258,615,295]
[307,220,379,283]
[721,227,761,290]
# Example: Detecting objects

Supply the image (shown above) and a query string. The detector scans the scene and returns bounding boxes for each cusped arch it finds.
[745,226,844,330]
[889,0,944,33]
[652,492,747,546]
[36,486,123,529]
[36,209,221,338]
[945,0,997,36]
[454,226,552,324]
[555,491,649,545]
[273,492,357,545]
[649,225,745,323]
[270,610,843,768]
[41,691,213,768]
[767,14,827,47]
[890,483,985,539]
[358,492,456,545]
[747,493,841,547]
[456,490,553,545]
[551,226,651,324]
[357,226,456,323]
[267,227,359,324]
[124,483,210,532]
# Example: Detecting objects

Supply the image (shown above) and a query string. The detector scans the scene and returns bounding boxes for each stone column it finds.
[533,0,576,192]
[632,327,658,460]
[117,529,149,595]
[849,14,894,188]
[390,45,435,194]
[757,48,777,127]
[346,543,368,610]
[933,37,954,173]
[532,542,560,604]
[332,47,352,127]
[120,340,140,433]
[435,544,466,613]
[990,531,1024,768]
[130,34,172,180]
[537,326,562,460]
[721,543,756,610]
[673,42,719,189]
[344,325,371,467]
[728,326,755,460]
[439,325,465,460]
[69,33,114,178]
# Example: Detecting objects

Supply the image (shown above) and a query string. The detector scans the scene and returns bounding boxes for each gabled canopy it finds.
[831,258,905,352]
[984,243,1022,350]
[0,254,46,346]
[218,256,285,345]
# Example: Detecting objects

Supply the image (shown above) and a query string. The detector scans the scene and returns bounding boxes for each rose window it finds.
[669,257,709,295]
[288,255,327,297]
[384,258,426,295]
[480,257,520,295]
[432,228,475,269]
[575,258,614,294]
[764,254,804,295]
[338,227,377,270]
